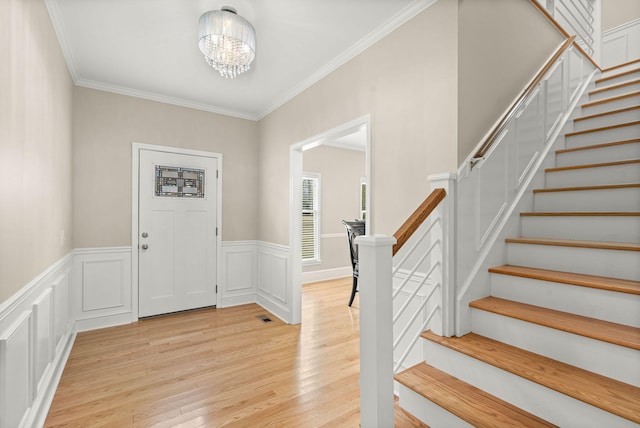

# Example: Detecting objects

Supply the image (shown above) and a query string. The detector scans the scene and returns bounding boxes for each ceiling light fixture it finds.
[198,6,256,79]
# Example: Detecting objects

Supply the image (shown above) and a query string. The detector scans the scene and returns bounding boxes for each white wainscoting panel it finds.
[602,19,640,69]
[72,247,132,332]
[32,289,53,396]
[256,242,291,323]
[0,252,74,428]
[0,311,31,428]
[220,241,257,307]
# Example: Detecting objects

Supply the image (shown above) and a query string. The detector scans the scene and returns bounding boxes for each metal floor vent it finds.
[256,314,272,323]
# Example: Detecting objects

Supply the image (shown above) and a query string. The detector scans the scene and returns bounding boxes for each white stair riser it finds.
[556,142,640,167]
[506,242,640,281]
[565,123,640,148]
[588,82,640,101]
[470,309,640,387]
[424,340,638,427]
[596,70,640,87]
[534,187,640,212]
[521,215,640,243]
[581,94,640,116]
[490,274,640,327]
[398,384,473,428]
[546,162,640,187]
[573,109,640,132]
[601,64,640,78]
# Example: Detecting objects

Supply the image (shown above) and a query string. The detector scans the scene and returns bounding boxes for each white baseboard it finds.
[301,266,351,284]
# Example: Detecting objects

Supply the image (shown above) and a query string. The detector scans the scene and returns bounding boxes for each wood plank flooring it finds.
[45,277,425,427]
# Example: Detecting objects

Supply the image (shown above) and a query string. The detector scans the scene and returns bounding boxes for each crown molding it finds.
[44,0,80,82]
[75,79,259,121]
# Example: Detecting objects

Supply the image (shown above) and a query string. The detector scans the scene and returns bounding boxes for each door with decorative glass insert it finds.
[138,149,217,317]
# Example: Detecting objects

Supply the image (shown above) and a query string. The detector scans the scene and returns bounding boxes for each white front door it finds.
[138,149,217,317]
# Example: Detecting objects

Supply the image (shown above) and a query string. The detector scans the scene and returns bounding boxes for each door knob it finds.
[141,244,149,250]
[141,232,149,238]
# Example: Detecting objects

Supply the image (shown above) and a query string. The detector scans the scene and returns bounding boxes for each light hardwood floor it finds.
[45,277,425,427]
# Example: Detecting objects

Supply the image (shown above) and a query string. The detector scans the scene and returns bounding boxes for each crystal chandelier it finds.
[198,7,256,79]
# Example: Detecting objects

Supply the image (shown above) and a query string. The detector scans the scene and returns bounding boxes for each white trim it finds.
[604,17,640,35]
[290,115,372,325]
[302,266,352,284]
[75,79,258,121]
[131,143,223,320]
[321,233,345,239]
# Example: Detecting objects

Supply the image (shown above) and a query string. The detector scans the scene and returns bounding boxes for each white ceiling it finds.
[45,0,435,121]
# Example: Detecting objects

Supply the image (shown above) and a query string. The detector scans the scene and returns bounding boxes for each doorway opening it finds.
[289,116,371,324]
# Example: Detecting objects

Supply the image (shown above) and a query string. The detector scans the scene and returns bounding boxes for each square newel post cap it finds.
[354,235,396,248]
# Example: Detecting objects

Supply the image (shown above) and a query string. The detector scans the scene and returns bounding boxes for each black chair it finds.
[342,220,366,306]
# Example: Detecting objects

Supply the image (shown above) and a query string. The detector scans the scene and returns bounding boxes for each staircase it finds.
[395,61,640,427]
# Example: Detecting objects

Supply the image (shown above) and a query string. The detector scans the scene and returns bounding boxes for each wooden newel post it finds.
[355,234,396,428]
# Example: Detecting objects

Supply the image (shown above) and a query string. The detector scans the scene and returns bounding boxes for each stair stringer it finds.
[453,74,596,337]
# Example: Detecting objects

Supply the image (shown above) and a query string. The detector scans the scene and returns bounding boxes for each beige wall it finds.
[302,145,365,272]
[457,0,564,161]
[258,0,459,245]
[73,87,259,247]
[0,0,74,303]
[602,0,640,31]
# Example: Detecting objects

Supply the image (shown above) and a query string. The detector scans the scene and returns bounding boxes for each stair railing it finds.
[534,0,601,61]
[356,174,455,428]
[455,35,599,336]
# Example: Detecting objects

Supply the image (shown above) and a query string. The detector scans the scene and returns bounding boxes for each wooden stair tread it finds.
[589,80,640,96]
[469,297,640,350]
[602,59,640,73]
[596,68,640,85]
[520,211,640,216]
[565,120,640,137]
[488,265,640,295]
[555,138,640,154]
[545,158,640,172]
[505,237,640,251]
[421,331,640,423]
[575,105,640,122]
[581,91,640,109]
[395,363,557,428]
[533,182,640,193]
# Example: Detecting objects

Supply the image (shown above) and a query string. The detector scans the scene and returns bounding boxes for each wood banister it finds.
[392,188,446,256]
[473,36,576,160]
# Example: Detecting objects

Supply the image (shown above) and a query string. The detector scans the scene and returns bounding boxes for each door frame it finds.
[289,115,371,324]
[131,143,223,320]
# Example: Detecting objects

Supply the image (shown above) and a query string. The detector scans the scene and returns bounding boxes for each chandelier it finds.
[198,7,256,79]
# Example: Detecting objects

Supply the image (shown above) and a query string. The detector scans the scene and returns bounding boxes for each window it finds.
[360,177,367,220]
[302,173,320,263]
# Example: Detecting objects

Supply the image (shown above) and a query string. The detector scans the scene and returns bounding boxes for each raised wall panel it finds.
[476,130,510,248]
[73,248,132,329]
[544,60,565,140]
[256,242,291,322]
[32,289,53,395]
[568,48,583,106]
[514,90,542,187]
[82,259,125,311]
[52,272,69,353]
[602,19,640,69]
[220,241,257,307]
[0,312,32,428]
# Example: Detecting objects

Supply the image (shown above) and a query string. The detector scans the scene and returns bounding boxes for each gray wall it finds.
[602,0,640,31]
